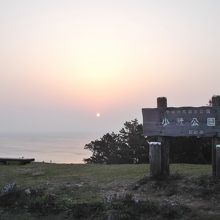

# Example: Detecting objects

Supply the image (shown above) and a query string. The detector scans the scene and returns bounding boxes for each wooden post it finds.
[157,97,170,178]
[216,145,220,179]
[157,97,167,109]
[212,137,220,178]
[212,137,217,177]
[161,137,170,177]
[211,96,220,177]
[149,142,162,178]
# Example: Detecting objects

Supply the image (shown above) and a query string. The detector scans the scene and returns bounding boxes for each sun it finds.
[96,113,101,117]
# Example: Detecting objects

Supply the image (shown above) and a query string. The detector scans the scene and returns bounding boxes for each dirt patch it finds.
[125,174,220,219]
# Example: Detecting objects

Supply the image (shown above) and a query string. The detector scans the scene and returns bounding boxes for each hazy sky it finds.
[0,0,219,134]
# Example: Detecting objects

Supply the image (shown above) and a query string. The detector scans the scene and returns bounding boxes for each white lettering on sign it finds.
[182,110,187,114]
[176,118,184,126]
[189,130,204,135]
[188,110,192,114]
[191,118,199,126]
[162,118,170,127]
[207,118,215,126]
[206,109,211,114]
[199,130,204,134]
[194,130,198,135]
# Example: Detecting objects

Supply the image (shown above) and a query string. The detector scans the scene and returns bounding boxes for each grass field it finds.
[0,163,219,220]
[0,163,212,187]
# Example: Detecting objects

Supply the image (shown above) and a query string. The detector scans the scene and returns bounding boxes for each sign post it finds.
[211,96,220,177]
[216,145,220,179]
[157,97,170,178]
[142,96,220,179]
[149,142,162,178]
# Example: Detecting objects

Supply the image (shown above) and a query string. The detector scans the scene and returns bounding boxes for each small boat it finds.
[0,157,35,165]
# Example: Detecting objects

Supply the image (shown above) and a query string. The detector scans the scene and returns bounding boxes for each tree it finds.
[169,137,211,164]
[118,119,149,164]
[84,132,121,164]
[84,119,212,164]
[84,119,149,164]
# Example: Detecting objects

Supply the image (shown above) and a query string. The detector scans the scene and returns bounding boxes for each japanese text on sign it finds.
[142,106,220,137]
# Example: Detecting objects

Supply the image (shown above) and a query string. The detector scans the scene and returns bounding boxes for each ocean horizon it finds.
[0,132,101,164]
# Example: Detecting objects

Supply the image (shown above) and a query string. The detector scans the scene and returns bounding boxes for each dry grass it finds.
[0,163,219,219]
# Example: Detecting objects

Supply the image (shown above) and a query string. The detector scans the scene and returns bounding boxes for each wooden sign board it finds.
[142,106,220,137]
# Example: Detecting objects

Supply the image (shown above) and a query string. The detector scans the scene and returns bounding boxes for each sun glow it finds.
[96,113,101,117]
[22,12,160,115]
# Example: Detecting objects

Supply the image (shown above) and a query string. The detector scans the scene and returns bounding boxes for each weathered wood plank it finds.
[142,106,220,137]
[0,158,35,165]
[212,138,218,176]
[149,142,161,178]
[216,145,220,178]
[160,137,170,177]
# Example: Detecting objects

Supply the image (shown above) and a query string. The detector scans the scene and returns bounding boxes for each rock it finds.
[1,182,16,195]
[24,188,31,195]
[75,183,83,187]
[0,183,20,206]
[32,171,44,176]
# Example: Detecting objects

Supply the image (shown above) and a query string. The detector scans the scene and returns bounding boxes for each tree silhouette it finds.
[84,119,212,164]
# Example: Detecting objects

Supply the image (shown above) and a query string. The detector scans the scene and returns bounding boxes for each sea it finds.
[0,132,100,164]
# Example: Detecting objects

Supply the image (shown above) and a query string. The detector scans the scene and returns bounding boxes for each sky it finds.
[0,0,220,134]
